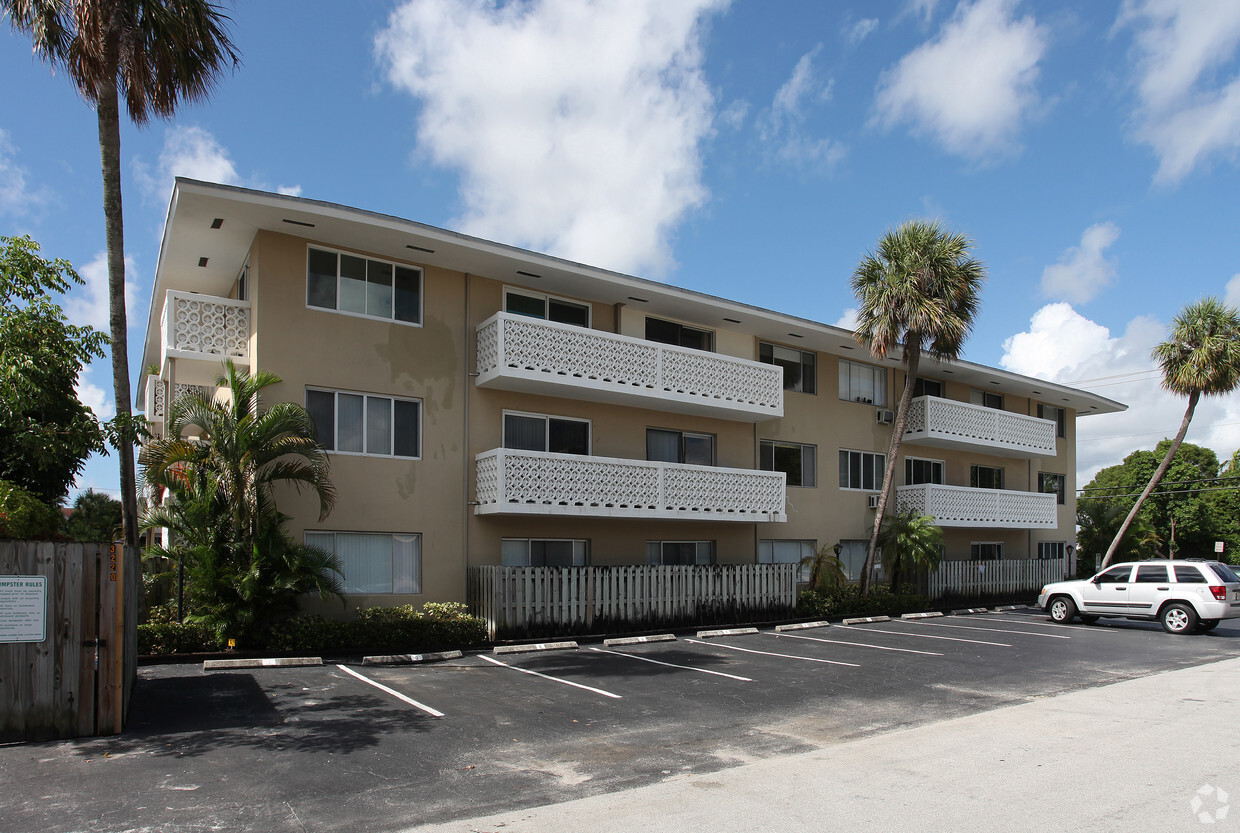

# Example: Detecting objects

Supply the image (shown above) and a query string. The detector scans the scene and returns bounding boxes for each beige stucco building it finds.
[137,179,1126,614]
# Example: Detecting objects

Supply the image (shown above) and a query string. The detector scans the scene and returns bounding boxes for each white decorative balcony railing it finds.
[476,312,783,421]
[475,448,786,522]
[903,396,1057,458]
[160,290,250,370]
[894,483,1057,529]
[142,375,213,438]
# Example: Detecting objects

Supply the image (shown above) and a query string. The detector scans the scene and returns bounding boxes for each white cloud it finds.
[62,250,141,333]
[1117,0,1240,183]
[1226,273,1240,308]
[75,374,115,422]
[1040,222,1121,305]
[758,48,846,174]
[873,0,1048,159]
[844,17,879,44]
[900,0,940,26]
[718,99,750,130]
[0,129,49,217]
[1001,303,1240,485]
[136,126,299,201]
[277,184,303,197]
[835,307,860,331]
[375,0,727,277]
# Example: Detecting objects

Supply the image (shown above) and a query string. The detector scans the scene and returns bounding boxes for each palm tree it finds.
[877,510,944,591]
[851,220,985,594]
[1100,297,1240,569]
[1076,498,1160,577]
[4,0,240,548]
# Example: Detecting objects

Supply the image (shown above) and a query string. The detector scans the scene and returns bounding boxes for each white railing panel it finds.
[161,290,250,364]
[895,483,1057,528]
[904,396,1056,457]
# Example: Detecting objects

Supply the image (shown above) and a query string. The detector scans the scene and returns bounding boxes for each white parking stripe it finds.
[994,613,1123,632]
[768,631,944,656]
[834,624,1012,648]
[336,664,445,717]
[479,654,623,699]
[588,647,754,681]
[684,638,861,667]
[893,620,1071,639]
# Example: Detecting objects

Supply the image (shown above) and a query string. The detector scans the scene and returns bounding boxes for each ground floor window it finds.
[501,538,589,567]
[970,542,1004,561]
[759,539,816,582]
[836,539,882,582]
[305,531,421,594]
[647,540,715,565]
[1037,541,1066,560]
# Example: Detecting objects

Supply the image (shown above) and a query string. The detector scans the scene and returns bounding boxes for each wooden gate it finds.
[0,541,138,742]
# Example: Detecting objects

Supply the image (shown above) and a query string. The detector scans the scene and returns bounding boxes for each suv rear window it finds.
[1174,565,1207,583]
[1208,563,1240,583]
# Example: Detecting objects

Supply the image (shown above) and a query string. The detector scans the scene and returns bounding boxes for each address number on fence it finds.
[0,575,47,643]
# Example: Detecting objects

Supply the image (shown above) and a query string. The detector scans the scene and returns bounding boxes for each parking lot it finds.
[4,608,1240,833]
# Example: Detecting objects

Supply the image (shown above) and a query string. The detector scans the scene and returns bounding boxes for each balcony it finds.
[159,290,250,384]
[476,312,783,421]
[903,396,1056,458]
[475,448,786,522]
[142,375,213,438]
[894,483,1057,529]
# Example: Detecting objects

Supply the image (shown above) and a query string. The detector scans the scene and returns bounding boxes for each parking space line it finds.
[834,625,1011,648]
[892,620,1071,639]
[335,664,445,717]
[993,613,1123,632]
[587,647,754,681]
[768,632,944,656]
[479,655,623,699]
[684,638,861,667]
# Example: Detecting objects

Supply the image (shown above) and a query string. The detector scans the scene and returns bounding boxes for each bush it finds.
[264,602,487,654]
[138,621,220,655]
[798,584,931,619]
[0,480,61,539]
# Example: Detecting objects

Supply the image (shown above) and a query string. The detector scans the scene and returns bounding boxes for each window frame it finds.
[1039,472,1066,505]
[760,439,817,487]
[839,449,887,491]
[838,358,888,407]
[758,539,817,582]
[646,540,715,565]
[905,456,945,486]
[1037,403,1067,438]
[503,286,591,327]
[305,245,423,326]
[836,539,882,582]
[970,542,1004,561]
[304,530,421,595]
[646,427,716,466]
[759,341,817,394]
[501,538,590,567]
[502,410,592,456]
[912,378,943,398]
[644,316,714,351]
[1037,541,1066,560]
[970,464,1005,490]
[306,387,422,460]
[970,389,1004,410]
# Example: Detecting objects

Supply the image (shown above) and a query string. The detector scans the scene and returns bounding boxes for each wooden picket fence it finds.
[926,557,1068,601]
[0,541,139,742]
[469,564,797,639]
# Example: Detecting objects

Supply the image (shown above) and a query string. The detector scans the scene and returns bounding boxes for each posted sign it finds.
[0,576,47,643]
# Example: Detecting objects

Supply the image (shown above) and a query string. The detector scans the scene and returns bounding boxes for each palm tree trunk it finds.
[1100,390,1199,570]
[96,73,139,550]
[861,345,920,595]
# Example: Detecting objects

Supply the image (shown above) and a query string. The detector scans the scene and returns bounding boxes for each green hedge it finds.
[139,601,488,656]
[798,585,931,619]
[0,480,61,539]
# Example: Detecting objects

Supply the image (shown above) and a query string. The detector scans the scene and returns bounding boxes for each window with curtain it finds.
[503,412,590,455]
[305,531,421,594]
[838,359,887,406]
[307,247,421,324]
[646,428,714,466]
[306,389,420,458]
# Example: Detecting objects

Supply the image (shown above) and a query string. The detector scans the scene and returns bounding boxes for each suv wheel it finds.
[1048,596,1077,624]
[1198,619,1221,633]
[1160,602,1198,635]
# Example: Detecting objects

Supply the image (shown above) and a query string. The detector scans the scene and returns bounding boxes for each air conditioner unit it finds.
[876,408,895,425]
[867,493,881,509]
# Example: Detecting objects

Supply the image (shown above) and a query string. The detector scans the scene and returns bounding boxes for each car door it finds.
[1127,563,1171,617]
[1079,564,1133,613]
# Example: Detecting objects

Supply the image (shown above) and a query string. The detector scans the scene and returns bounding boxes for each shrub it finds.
[0,480,61,539]
[798,584,930,619]
[264,602,487,654]
[138,621,220,655]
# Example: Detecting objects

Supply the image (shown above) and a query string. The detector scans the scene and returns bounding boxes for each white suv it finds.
[1038,560,1240,634]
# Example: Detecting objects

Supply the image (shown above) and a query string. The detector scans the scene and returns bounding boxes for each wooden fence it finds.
[926,557,1068,601]
[469,564,797,639]
[0,541,139,742]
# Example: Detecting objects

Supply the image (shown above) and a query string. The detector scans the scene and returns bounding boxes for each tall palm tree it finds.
[851,220,985,595]
[1100,297,1240,569]
[4,0,239,548]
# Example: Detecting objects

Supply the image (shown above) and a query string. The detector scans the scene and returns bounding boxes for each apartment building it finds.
[137,179,1126,614]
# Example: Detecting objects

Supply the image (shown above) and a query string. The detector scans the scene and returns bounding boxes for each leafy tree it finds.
[140,360,340,643]
[851,220,985,595]
[0,480,62,539]
[5,0,240,548]
[0,235,107,505]
[1101,298,1240,569]
[63,487,122,542]
[1075,497,1160,576]
[878,510,944,590]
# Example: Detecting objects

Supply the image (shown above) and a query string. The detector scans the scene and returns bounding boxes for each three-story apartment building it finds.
[137,179,1125,613]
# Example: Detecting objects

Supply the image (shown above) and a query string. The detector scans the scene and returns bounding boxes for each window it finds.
[306,389,421,458]
[305,531,420,594]
[913,378,942,398]
[761,440,817,487]
[1176,565,1208,583]
[645,317,713,351]
[307,247,421,325]
[836,540,882,582]
[970,542,1003,561]
[839,449,886,491]
[504,412,590,455]
[970,389,1004,409]
[647,428,714,466]
[970,465,1005,490]
[905,457,944,485]
[235,261,248,302]
[647,541,715,565]
[504,288,590,327]
[839,359,887,406]
[502,538,589,567]
[1039,472,1066,505]
[1209,563,1240,583]
[1095,565,1132,583]
[759,539,816,582]
[760,342,816,394]
[1037,541,1066,560]
[1135,565,1169,583]
[1037,404,1067,438]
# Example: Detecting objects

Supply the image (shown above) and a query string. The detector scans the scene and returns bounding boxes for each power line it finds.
[1080,474,1240,494]
[1077,484,1240,500]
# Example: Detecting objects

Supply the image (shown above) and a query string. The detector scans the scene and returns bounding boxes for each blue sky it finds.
[3,0,1240,500]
